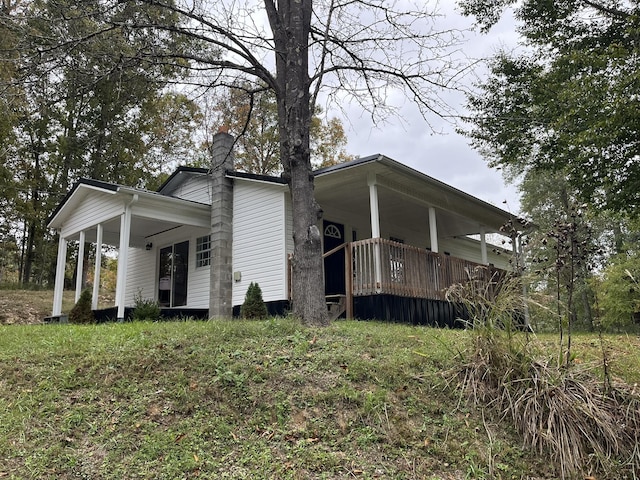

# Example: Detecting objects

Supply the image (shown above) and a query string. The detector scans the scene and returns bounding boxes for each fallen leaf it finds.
[193,453,199,462]
[174,433,186,443]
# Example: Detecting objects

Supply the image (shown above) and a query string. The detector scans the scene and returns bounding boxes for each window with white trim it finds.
[196,235,211,268]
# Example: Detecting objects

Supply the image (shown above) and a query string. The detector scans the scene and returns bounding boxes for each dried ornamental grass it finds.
[449,269,640,478]
[458,330,640,479]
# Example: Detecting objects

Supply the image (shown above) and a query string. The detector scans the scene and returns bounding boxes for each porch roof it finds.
[314,154,526,237]
[47,178,211,246]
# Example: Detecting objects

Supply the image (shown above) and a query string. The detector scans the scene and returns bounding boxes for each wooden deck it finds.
[323,238,506,319]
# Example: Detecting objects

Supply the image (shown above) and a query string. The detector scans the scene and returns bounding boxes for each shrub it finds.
[132,292,161,322]
[240,282,268,319]
[68,289,95,324]
[596,251,640,331]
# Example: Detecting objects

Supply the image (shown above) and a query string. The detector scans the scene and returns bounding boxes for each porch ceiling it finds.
[314,156,519,237]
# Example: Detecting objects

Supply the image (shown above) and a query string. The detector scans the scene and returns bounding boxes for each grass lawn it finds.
[1,287,639,479]
[0,318,563,480]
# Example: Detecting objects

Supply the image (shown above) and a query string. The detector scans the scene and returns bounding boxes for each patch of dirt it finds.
[1,290,67,325]
[0,303,44,325]
[0,290,115,325]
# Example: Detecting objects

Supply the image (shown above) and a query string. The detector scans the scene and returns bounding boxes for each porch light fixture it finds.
[145,242,153,251]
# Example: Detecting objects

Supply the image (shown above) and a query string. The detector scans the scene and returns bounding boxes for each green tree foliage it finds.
[240,282,268,319]
[68,289,95,324]
[597,252,640,330]
[205,84,352,175]
[596,218,640,330]
[460,0,640,216]
[0,0,200,285]
[522,172,600,331]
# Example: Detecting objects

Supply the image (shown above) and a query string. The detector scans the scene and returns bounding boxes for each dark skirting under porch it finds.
[232,300,290,318]
[86,297,465,326]
[353,295,467,328]
[92,307,210,323]
[91,300,290,323]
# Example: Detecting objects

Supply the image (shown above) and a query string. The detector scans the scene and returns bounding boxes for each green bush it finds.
[68,289,95,324]
[132,292,161,322]
[240,282,268,319]
[597,251,640,331]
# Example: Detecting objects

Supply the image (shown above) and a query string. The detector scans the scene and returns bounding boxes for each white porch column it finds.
[368,173,382,289]
[368,174,381,238]
[480,227,488,265]
[75,230,86,302]
[428,207,439,253]
[115,195,136,320]
[52,234,68,316]
[92,224,103,310]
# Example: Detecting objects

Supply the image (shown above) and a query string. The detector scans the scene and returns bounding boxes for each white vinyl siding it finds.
[166,174,211,204]
[125,226,211,308]
[59,192,123,239]
[439,237,512,270]
[125,247,156,305]
[232,180,289,306]
[284,192,294,296]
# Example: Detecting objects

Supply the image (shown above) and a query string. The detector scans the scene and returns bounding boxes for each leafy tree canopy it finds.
[460,0,640,215]
[203,83,352,175]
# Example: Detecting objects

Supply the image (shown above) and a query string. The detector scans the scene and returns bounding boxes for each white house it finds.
[47,131,526,325]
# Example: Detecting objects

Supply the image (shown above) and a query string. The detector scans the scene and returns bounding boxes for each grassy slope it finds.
[0,319,557,480]
[0,290,75,325]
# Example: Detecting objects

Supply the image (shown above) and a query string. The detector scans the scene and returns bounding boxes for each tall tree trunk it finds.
[268,0,328,326]
[22,220,37,285]
[23,136,43,285]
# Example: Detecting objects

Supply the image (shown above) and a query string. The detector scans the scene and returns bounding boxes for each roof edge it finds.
[157,166,209,192]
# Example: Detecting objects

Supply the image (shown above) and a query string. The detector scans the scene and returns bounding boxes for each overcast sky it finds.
[329,3,523,214]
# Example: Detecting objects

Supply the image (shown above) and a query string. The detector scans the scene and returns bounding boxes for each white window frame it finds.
[196,235,211,268]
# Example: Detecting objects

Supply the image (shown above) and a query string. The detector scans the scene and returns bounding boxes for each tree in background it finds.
[202,84,352,175]
[519,171,598,331]
[0,0,201,286]
[595,217,640,330]
[460,0,640,215]
[460,0,640,330]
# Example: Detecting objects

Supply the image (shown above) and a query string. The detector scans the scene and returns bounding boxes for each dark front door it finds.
[323,220,345,295]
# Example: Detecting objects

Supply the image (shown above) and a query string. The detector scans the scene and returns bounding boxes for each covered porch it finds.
[322,238,506,324]
[47,179,211,321]
[313,155,525,324]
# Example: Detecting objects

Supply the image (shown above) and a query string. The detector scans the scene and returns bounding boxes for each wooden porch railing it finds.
[287,238,506,319]
[350,238,505,301]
